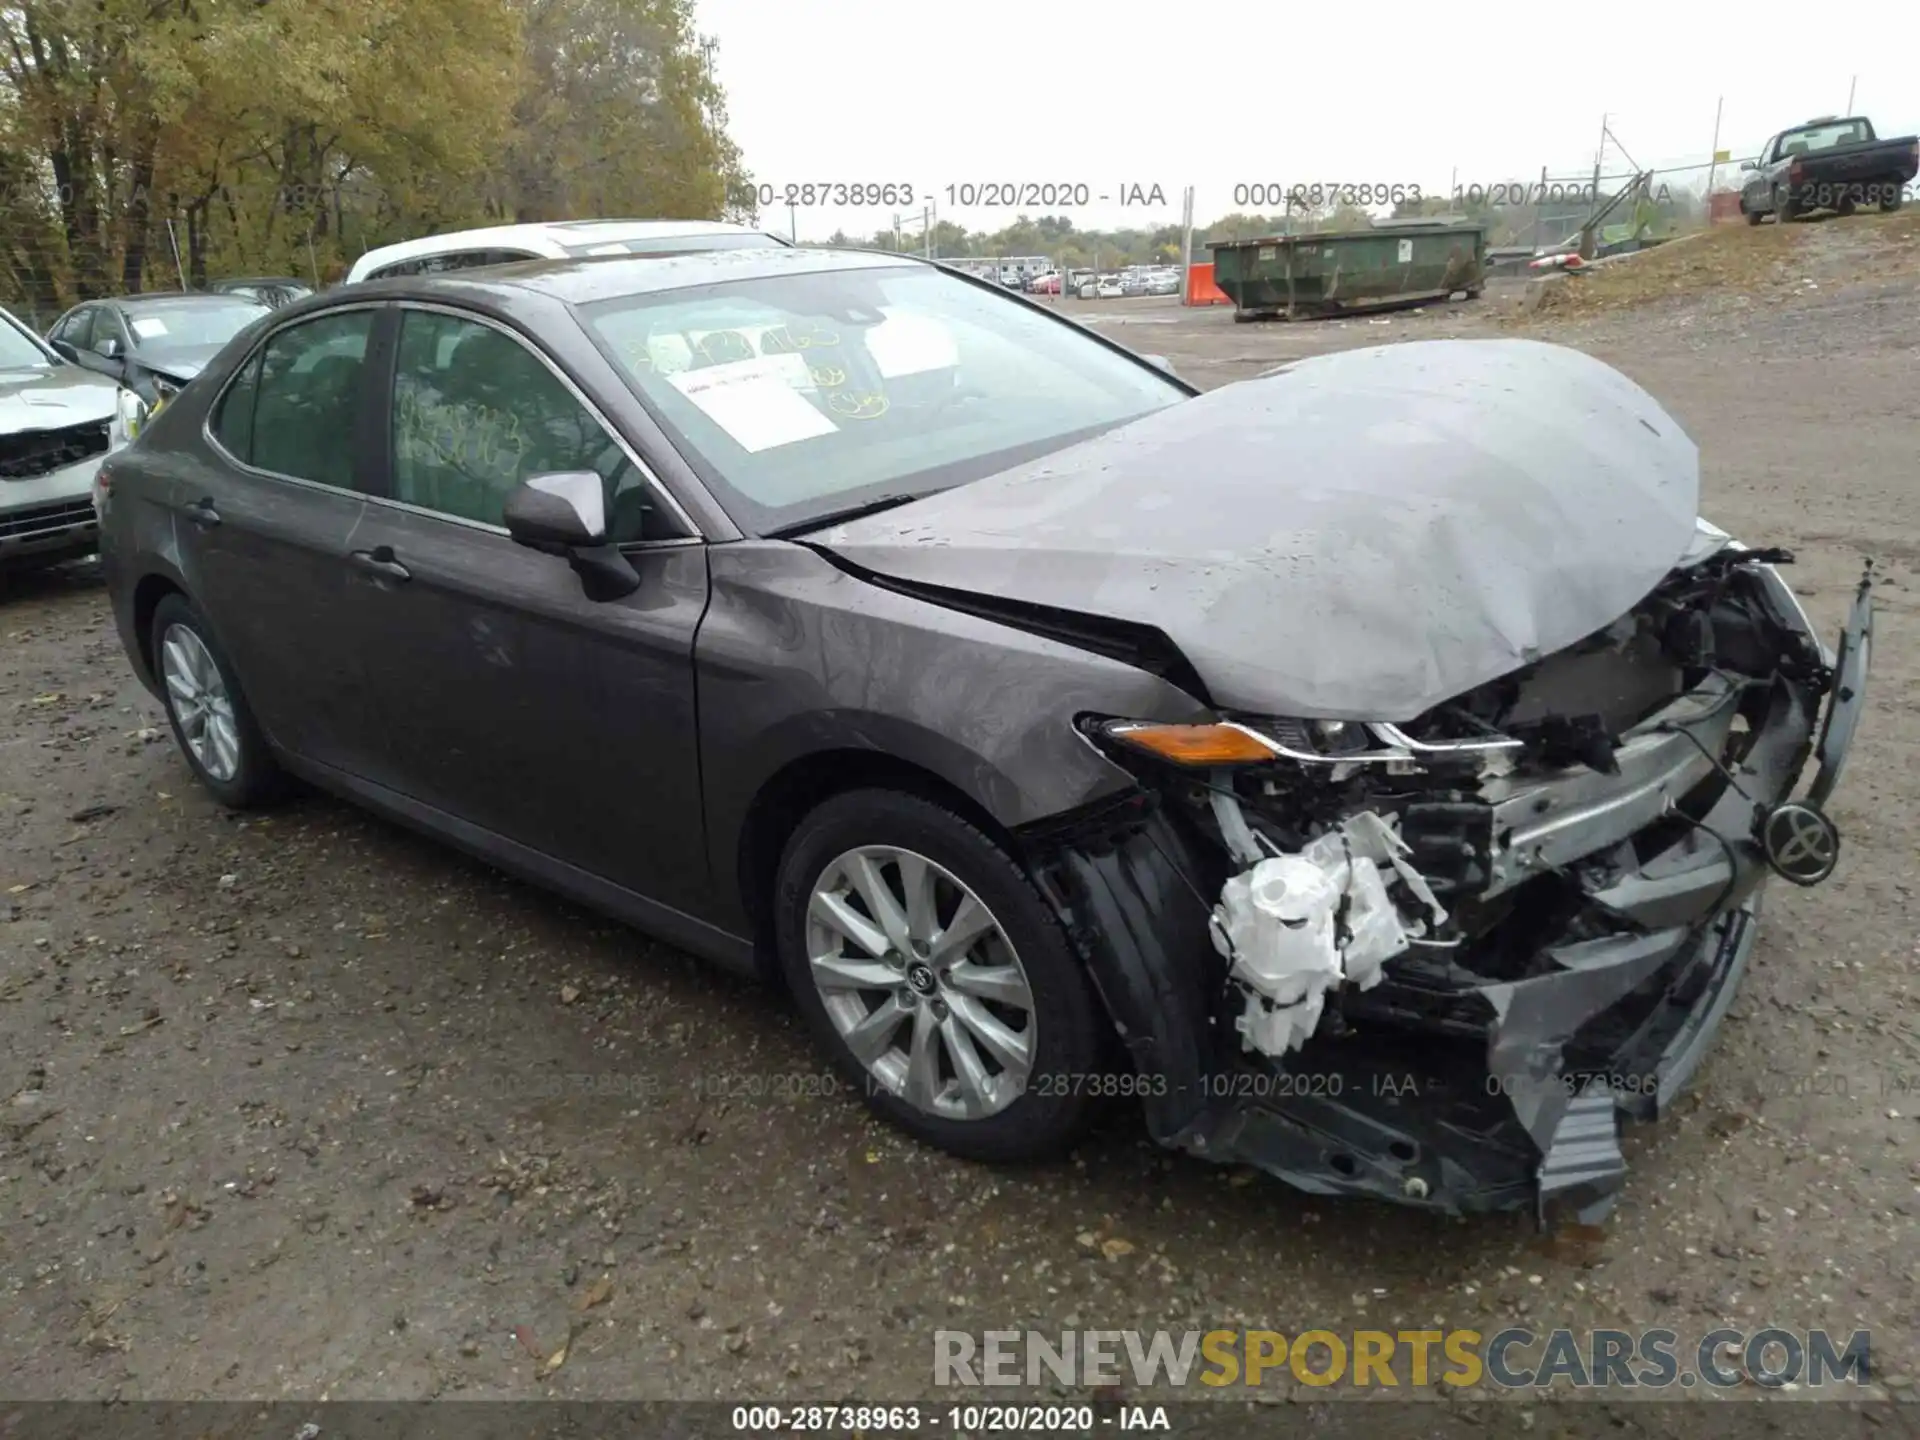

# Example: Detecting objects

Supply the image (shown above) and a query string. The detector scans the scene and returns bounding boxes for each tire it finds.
[1744,202,1763,226]
[773,788,1105,1163]
[1774,184,1797,223]
[1882,189,1905,213]
[150,593,286,809]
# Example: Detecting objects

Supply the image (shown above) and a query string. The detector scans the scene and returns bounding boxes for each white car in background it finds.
[1,305,144,572]
[344,219,793,284]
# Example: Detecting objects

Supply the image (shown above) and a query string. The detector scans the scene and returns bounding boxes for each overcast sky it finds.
[693,0,1920,242]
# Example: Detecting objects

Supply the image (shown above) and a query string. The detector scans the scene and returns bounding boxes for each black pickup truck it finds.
[1740,115,1920,223]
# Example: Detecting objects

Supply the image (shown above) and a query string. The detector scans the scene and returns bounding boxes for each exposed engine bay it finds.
[1027,541,1873,1225]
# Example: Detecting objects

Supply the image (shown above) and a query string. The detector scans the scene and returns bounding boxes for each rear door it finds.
[176,304,391,777]
[337,302,712,912]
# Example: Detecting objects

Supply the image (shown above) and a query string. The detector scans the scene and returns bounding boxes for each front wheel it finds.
[774,789,1106,1163]
[1774,184,1798,223]
[151,593,286,809]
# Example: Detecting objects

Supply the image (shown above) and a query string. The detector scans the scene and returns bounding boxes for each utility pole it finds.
[788,201,797,244]
[166,218,188,289]
[1705,95,1724,219]
[1846,75,1857,112]
[1179,185,1194,305]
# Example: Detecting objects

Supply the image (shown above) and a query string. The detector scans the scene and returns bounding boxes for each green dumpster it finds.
[1210,219,1487,321]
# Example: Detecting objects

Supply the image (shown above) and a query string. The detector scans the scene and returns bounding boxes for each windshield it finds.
[0,313,52,369]
[126,300,269,356]
[580,264,1187,533]
[1782,119,1870,153]
[563,233,783,257]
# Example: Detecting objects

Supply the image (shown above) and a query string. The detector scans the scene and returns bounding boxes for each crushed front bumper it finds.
[1033,565,1874,1225]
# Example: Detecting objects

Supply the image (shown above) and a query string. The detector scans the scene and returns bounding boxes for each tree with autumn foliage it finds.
[0,0,751,315]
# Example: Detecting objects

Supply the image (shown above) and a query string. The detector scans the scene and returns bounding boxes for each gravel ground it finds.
[3,221,1917,1405]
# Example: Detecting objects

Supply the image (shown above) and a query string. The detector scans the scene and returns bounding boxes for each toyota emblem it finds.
[1760,801,1840,886]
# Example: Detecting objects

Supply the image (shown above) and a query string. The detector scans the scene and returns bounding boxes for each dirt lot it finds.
[3,216,1918,1405]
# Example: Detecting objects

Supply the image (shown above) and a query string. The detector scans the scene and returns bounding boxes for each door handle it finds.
[183,497,220,528]
[349,546,411,583]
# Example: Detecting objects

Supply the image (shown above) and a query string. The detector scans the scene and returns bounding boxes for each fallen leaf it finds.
[513,1325,542,1358]
[543,1319,588,1375]
[559,984,580,1004]
[31,693,62,704]
[118,1016,163,1036]
[1100,1237,1135,1260]
[575,1275,613,1312]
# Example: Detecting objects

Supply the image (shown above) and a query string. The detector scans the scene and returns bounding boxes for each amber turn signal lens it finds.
[1104,722,1274,765]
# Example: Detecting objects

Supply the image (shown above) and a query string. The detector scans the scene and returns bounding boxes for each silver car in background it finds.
[1,305,145,572]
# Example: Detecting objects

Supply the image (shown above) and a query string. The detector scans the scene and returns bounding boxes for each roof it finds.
[113,292,272,309]
[346,218,782,280]
[366,245,928,307]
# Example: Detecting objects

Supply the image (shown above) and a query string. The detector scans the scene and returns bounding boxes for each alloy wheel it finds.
[805,845,1038,1120]
[160,622,240,782]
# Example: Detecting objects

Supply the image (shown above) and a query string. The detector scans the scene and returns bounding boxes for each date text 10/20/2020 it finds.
[753,182,1170,209]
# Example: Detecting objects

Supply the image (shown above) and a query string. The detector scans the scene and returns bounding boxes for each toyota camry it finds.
[95,247,1873,1224]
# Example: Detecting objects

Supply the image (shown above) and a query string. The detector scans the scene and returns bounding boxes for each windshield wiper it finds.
[765,493,925,539]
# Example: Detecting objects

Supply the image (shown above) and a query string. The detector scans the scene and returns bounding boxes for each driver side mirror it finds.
[1142,354,1177,377]
[503,471,640,601]
[1739,160,1759,172]
[95,336,122,359]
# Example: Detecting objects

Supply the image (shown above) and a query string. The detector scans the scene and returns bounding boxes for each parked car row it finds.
[1074,266,1182,300]
[4,224,787,578]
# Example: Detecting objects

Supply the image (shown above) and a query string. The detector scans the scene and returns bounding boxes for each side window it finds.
[422,249,539,274]
[211,348,263,463]
[390,309,671,541]
[247,311,375,488]
[65,309,98,349]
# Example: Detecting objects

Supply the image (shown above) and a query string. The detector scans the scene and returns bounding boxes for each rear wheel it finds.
[774,789,1105,1162]
[151,593,286,809]
[1882,188,1905,213]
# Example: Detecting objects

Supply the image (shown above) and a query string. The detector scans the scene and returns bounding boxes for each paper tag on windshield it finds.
[670,356,836,452]
[130,318,167,338]
[865,313,956,379]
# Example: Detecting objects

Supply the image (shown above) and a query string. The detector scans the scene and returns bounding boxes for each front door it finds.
[340,304,712,912]
[173,306,389,777]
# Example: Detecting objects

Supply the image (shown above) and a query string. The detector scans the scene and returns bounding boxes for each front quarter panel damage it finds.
[1026,551,1874,1227]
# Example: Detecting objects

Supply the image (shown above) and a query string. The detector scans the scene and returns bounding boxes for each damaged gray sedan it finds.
[98,248,1872,1225]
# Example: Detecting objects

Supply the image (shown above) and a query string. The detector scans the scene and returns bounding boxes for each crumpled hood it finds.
[817,338,1700,722]
[0,364,120,432]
